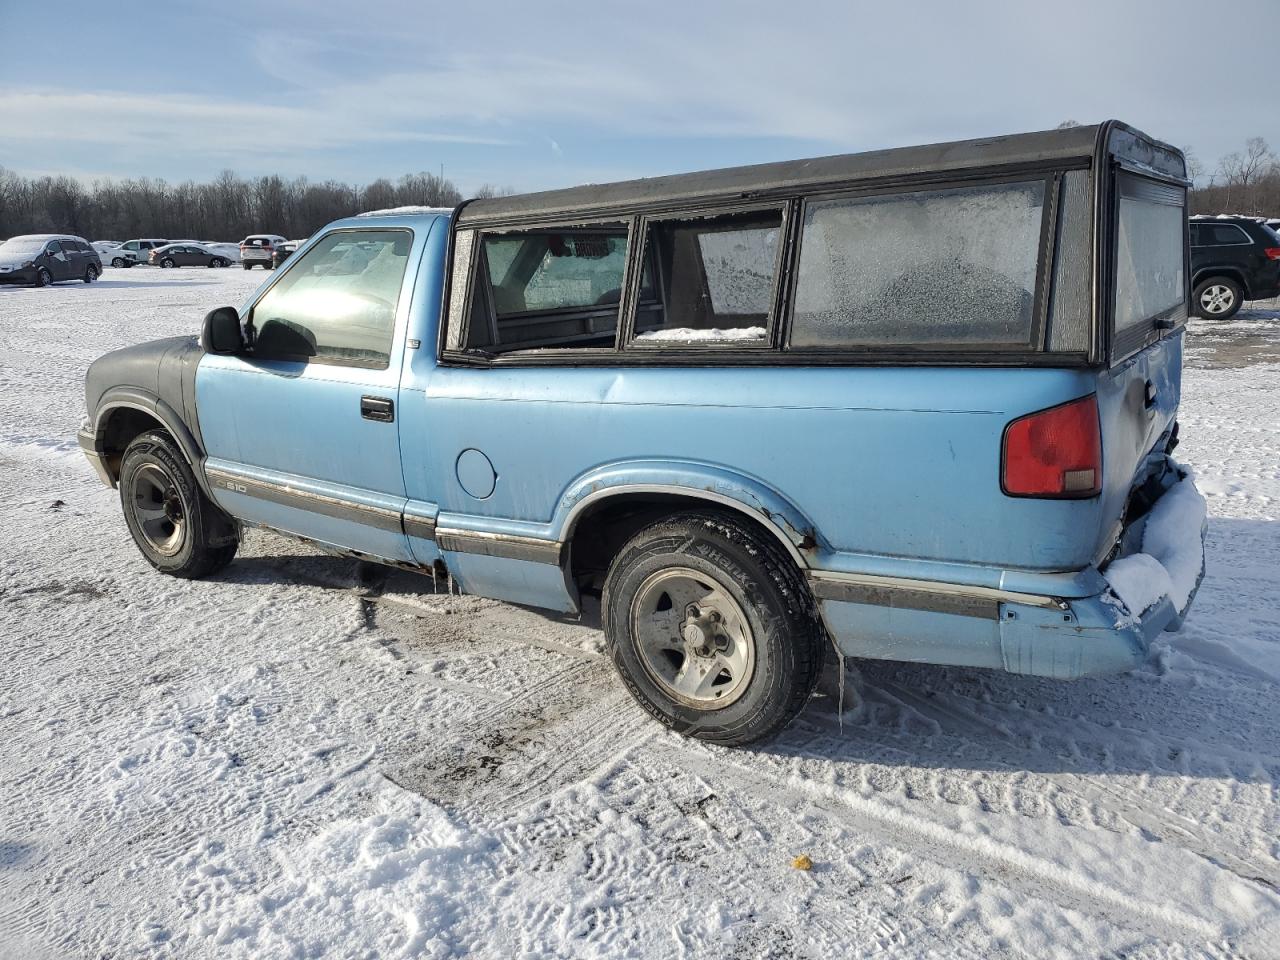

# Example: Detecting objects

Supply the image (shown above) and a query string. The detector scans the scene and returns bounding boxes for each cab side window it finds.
[250,229,412,368]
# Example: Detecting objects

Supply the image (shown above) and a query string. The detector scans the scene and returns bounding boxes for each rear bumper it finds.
[811,467,1206,680]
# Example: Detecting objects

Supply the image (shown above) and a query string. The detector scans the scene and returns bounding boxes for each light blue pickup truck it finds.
[80,121,1206,745]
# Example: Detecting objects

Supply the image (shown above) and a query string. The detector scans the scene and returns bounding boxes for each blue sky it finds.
[1,0,1276,194]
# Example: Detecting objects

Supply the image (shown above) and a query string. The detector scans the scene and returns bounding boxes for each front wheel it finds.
[119,430,239,578]
[111,257,126,268]
[602,511,824,746]
[1193,276,1243,320]
[160,258,175,268]
[35,267,52,287]
[83,264,99,283]
[242,263,253,270]
[210,258,227,268]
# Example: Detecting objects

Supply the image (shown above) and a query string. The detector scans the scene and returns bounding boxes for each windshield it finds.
[0,239,47,257]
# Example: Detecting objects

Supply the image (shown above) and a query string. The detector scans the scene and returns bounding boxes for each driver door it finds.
[196,228,418,563]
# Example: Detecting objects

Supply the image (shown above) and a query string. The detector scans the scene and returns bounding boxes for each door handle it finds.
[361,396,394,423]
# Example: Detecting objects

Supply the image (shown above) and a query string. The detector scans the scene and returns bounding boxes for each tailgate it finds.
[1092,331,1182,561]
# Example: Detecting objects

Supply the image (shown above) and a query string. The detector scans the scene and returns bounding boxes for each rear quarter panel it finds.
[409,363,1113,574]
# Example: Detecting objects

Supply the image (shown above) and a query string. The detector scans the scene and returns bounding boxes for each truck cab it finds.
[80,120,1206,745]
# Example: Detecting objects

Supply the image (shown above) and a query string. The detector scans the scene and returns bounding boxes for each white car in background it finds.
[239,234,287,269]
[92,241,126,265]
[204,242,241,262]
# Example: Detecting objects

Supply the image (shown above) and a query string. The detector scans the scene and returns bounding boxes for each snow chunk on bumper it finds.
[1103,469,1207,619]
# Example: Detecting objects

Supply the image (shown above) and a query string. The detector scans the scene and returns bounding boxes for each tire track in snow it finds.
[664,744,1242,947]
[860,681,1280,891]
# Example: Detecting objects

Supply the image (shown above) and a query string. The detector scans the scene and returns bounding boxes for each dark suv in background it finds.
[1189,215,1280,319]
[0,234,102,286]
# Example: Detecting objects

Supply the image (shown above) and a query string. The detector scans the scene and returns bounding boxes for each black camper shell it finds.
[443,120,1189,368]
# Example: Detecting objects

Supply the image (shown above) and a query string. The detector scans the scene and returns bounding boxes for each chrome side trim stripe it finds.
[206,468,405,534]
[435,528,565,565]
[808,570,1065,620]
[402,513,437,540]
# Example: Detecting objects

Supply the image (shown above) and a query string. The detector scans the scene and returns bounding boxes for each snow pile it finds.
[1104,469,1207,618]
[636,325,766,342]
[194,788,494,958]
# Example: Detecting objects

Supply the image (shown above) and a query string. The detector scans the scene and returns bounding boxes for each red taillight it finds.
[1001,395,1102,498]
[1263,247,1280,261]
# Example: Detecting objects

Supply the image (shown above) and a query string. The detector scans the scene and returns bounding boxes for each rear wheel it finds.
[602,511,824,746]
[242,262,253,270]
[160,258,175,268]
[210,258,227,268]
[119,430,239,578]
[1193,276,1243,320]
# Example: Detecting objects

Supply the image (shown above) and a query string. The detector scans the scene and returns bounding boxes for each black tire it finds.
[210,258,226,268]
[36,267,52,287]
[119,430,239,578]
[602,510,824,746]
[83,263,98,283]
[160,258,175,269]
[111,257,126,268]
[242,262,252,270]
[1192,276,1244,320]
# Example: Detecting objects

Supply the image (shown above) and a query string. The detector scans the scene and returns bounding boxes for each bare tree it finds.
[1191,136,1280,217]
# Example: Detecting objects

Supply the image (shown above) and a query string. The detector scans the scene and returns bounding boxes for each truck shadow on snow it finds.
[218,518,1278,788]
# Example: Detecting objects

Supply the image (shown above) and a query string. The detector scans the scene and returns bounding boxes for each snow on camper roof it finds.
[457,121,1185,227]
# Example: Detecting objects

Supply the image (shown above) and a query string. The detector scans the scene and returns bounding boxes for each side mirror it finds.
[201,306,244,355]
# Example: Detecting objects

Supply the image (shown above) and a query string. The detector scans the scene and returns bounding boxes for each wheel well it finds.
[99,407,167,481]
[566,493,808,595]
[1194,269,1249,298]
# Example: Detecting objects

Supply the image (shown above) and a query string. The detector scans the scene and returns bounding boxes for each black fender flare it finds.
[88,387,212,497]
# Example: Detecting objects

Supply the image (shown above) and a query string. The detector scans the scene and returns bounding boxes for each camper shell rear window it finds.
[442,121,1188,368]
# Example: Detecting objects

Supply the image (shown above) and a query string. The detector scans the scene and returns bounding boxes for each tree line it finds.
[1185,137,1280,218]
[4,134,1277,243]
[0,167,508,242]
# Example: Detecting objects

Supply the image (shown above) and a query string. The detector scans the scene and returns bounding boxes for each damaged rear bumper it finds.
[809,465,1207,680]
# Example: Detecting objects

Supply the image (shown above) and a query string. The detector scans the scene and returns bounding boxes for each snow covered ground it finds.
[1,270,1279,959]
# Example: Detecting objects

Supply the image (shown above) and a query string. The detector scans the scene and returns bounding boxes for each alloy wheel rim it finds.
[630,566,756,709]
[1201,284,1235,314]
[130,463,187,556]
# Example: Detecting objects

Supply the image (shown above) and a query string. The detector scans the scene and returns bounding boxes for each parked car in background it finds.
[0,235,101,286]
[92,241,122,258]
[272,239,305,268]
[240,234,286,269]
[1189,215,1280,319]
[110,239,170,268]
[204,242,241,263]
[148,243,233,269]
[81,121,1206,746]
